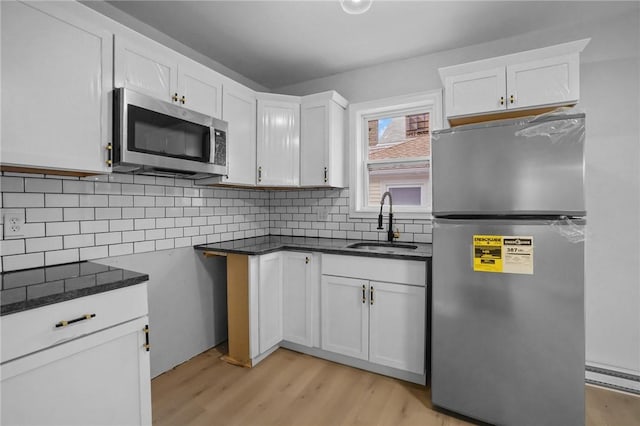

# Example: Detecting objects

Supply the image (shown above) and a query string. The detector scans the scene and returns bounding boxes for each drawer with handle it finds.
[1,283,148,363]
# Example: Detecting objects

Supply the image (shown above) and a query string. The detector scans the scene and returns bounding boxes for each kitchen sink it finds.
[346,242,418,251]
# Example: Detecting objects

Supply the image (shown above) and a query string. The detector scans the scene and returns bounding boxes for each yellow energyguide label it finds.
[473,235,534,274]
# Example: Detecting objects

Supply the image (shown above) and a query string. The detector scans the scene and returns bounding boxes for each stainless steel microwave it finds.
[113,88,228,179]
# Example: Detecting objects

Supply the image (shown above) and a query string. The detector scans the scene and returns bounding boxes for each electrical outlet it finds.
[3,209,25,238]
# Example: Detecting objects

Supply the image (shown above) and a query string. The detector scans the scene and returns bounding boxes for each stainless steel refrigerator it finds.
[431,113,586,425]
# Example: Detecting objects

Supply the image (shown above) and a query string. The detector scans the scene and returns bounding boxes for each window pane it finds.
[389,187,422,206]
[367,163,431,208]
[368,113,430,161]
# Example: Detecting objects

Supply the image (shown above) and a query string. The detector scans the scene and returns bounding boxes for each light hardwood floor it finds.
[152,345,640,426]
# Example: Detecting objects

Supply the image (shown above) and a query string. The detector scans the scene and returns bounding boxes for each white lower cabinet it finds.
[320,276,425,374]
[0,284,151,426]
[1,317,151,426]
[320,254,427,376]
[249,251,284,361]
[282,252,315,347]
[368,281,426,374]
[320,275,369,360]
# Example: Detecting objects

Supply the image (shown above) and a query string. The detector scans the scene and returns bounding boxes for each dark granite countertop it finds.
[195,235,432,261]
[1,261,149,316]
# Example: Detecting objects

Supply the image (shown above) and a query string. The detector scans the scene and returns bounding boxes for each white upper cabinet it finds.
[115,35,222,118]
[1,1,112,174]
[440,39,589,122]
[445,67,507,117]
[219,81,257,185]
[300,91,348,188]
[256,94,301,187]
[506,54,580,111]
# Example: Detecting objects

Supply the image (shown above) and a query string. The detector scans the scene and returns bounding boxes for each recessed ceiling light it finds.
[340,0,373,15]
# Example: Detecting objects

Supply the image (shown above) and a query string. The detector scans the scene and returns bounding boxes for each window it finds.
[349,90,443,218]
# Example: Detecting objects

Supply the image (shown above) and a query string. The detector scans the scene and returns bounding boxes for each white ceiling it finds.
[105,1,636,90]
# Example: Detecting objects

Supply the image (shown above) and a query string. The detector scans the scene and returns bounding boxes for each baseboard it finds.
[585,365,640,395]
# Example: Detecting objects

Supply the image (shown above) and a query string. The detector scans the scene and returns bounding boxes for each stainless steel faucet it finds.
[377,191,395,242]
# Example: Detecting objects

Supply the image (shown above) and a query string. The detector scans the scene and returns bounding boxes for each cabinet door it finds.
[114,35,178,102]
[1,317,151,426]
[320,275,368,360]
[1,1,112,174]
[282,252,314,347]
[177,60,223,118]
[445,67,506,117]
[221,82,257,185]
[506,54,580,110]
[258,252,283,353]
[369,281,425,374]
[300,98,346,187]
[300,101,329,186]
[256,99,300,186]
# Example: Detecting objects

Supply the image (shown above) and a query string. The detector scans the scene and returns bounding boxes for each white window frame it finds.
[348,90,443,219]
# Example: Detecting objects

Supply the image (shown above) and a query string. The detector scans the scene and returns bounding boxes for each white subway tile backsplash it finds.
[133,175,156,185]
[95,232,122,245]
[122,207,146,219]
[26,208,63,223]
[26,236,62,253]
[46,221,79,236]
[108,195,134,207]
[64,234,95,249]
[122,230,145,243]
[1,177,25,193]
[155,218,175,228]
[109,243,133,257]
[95,208,122,220]
[155,238,175,250]
[145,185,165,196]
[95,182,121,195]
[175,217,191,227]
[2,173,431,271]
[21,223,46,239]
[25,178,62,193]
[81,220,109,234]
[165,186,183,197]
[121,184,145,195]
[1,239,25,256]
[174,237,192,248]
[45,193,79,207]
[109,219,134,232]
[145,207,165,218]
[80,194,108,207]
[134,218,156,230]
[4,252,44,271]
[134,196,155,207]
[63,208,95,221]
[80,245,108,260]
[3,193,44,208]
[134,241,155,253]
[155,197,174,207]
[63,180,94,194]
[166,228,184,238]
[145,229,165,240]
[45,249,79,266]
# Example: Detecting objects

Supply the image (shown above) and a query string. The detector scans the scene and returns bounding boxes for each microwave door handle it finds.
[210,128,216,164]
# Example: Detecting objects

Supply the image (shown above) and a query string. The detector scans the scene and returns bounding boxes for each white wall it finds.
[277,9,640,376]
[97,247,228,378]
